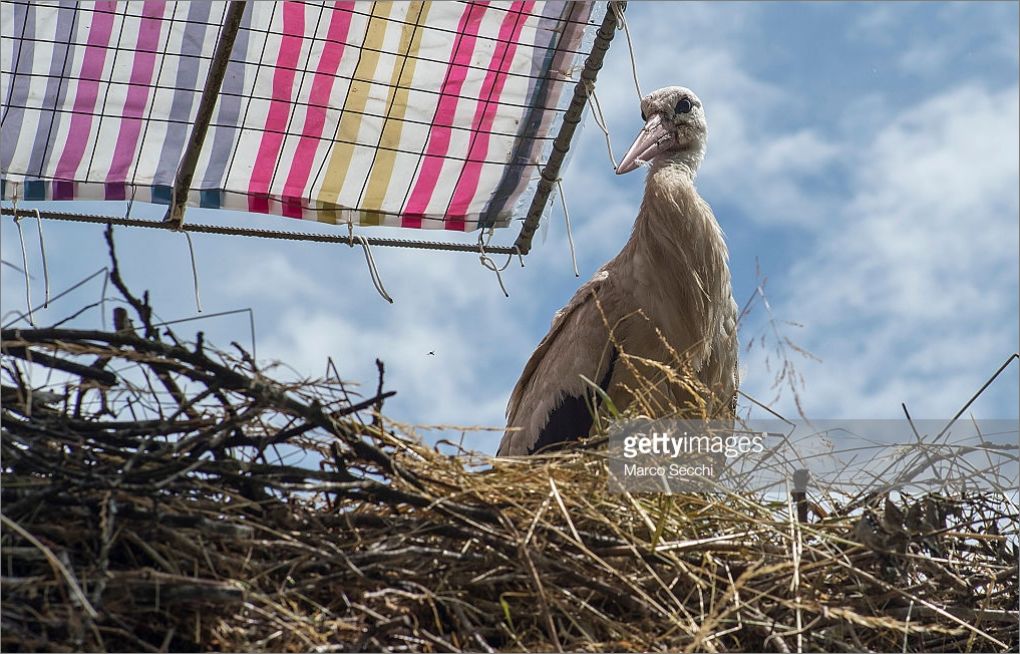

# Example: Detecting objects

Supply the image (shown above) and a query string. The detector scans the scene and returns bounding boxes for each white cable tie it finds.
[32,209,50,307]
[477,230,511,298]
[534,163,579,278]
[610,1,626,28]
[477,227,511,273]
[584,81,619,170]
[183,231,203,313]
[479,253,510,298]
[556,178,579,278]
[611,2,643,101]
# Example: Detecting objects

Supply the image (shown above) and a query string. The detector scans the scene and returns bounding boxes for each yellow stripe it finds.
[317,2,393,222]
[359,1,429,225]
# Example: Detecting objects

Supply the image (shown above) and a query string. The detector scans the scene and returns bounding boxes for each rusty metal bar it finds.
[1,208,517,255]
[513,1,623,255]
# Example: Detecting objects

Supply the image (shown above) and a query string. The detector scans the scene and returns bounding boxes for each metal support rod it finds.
[512,1,623,255]
[1,208,518,255]
[165,0,247,229]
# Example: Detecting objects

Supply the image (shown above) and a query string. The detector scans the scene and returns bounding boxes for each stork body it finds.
[498,87,738,456]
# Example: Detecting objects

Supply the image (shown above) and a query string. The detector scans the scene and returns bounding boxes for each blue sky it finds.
[3,2,1018,453]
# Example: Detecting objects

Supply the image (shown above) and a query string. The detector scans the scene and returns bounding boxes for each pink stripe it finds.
[400,2,489,229]
[446,1,535,230]
[248,2,305,213]
[282,1,354,218]
[106,1,166,185]
[53,1,117,182]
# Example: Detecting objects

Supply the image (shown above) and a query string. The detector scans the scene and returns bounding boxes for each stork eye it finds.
[675,98,693,114]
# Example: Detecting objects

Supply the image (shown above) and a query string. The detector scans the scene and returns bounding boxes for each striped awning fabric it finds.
[1,1,602,231]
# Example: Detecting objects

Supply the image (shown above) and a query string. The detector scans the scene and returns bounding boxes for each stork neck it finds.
[651,146,703,177]
[632,159,726,262]
[642,159,698,208]
[626,153,730,333]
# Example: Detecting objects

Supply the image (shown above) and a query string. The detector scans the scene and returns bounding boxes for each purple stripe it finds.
[478,0,573,226]
[52,179,74,199]
[24,4,76,179]
[53,1,116,182]
[199,3,252,190]
[480,1,594,225]
[152,1,212,186]
[524,2,565,100]
[106,1,165,184]
[0,1,33,175]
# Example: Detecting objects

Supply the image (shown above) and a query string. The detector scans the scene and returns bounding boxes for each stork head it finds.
[616,86,707,175]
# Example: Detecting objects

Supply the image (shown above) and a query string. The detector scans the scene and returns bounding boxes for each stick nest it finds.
[1,233,1017,652]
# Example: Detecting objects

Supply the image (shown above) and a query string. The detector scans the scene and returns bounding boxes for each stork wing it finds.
[499,271,619,455]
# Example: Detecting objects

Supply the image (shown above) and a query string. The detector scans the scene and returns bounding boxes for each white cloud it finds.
[209,242,535,444]
[220,251,327,303]
[743,83,1019,418]
[848,3,1020,77]
[259,308,506,422]
[897,43,953,77]
[794,85,1018,320]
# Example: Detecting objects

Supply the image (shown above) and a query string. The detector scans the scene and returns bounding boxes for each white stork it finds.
[498,86,738,456]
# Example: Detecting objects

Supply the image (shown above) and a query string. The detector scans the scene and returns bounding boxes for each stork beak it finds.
[615,113,676,175]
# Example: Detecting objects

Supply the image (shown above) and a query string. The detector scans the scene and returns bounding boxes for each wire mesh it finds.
[1,1,610,235]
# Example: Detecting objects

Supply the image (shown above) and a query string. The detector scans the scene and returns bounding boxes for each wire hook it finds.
[183,231,203,313]
[346,218,392,303]
[10,192,35,326]
[30,209,51,308]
